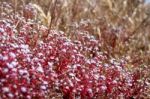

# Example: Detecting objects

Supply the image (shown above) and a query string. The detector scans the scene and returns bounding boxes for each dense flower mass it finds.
[0,1,150,99]
[0,18,148,99]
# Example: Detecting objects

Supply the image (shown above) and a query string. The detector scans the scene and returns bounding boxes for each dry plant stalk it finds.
[31,3,51,27]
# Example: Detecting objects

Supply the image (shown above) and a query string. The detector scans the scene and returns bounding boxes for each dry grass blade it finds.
[31,3,51,27]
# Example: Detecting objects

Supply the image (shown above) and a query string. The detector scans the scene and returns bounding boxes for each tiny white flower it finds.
[9,52,16,58]
[40,85,47,90]
[8,93,14,98]
[37,66,44,73]
[101,86,107,90]
[2,87,9,92]
[87,88,92,93]
[21,87,27,93]
[3,56,8,61]
[69,73,75,77]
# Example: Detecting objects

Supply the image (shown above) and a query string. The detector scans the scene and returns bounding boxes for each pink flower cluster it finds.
[0,19,147,99]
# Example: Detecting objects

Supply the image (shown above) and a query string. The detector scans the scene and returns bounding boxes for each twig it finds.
[48,0,58,31]
[131,12,150,36]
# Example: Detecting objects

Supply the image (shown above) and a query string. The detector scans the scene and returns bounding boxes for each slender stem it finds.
[14,0,17,19]
[131,13,150,36]
[49,0,58,30]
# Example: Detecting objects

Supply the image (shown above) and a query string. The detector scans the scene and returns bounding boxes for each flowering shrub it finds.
[0,16,149,99]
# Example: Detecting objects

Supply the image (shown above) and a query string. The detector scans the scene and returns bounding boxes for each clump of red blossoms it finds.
[0,16,149,99]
